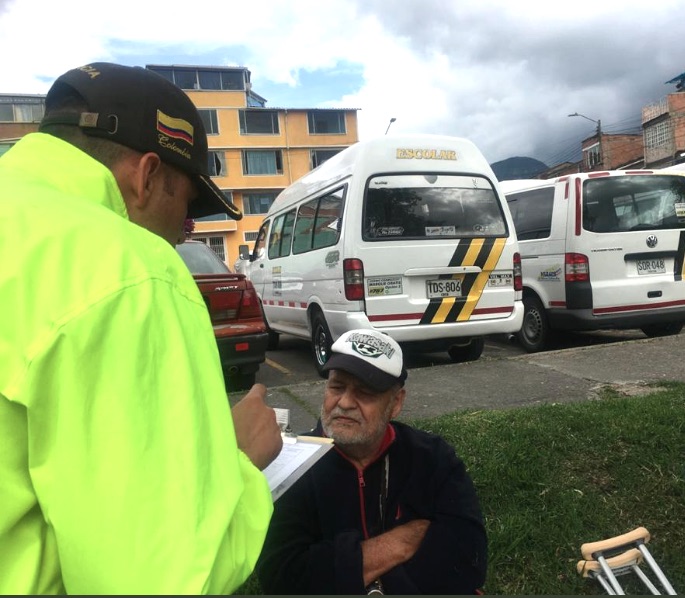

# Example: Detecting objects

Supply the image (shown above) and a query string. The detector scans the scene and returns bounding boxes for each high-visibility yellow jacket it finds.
[0,133,273,594]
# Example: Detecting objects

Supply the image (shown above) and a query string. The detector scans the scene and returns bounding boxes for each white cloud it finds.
[2,0,684,165]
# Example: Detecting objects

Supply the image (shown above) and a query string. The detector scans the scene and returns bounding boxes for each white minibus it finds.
[501,170,685,352]
[243,134,523,375]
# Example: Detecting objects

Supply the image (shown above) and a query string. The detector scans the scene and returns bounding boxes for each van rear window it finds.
[362,174,507,241]
[583,175,685,233]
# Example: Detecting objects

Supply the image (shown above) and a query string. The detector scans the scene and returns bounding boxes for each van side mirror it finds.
[238,244,250,261]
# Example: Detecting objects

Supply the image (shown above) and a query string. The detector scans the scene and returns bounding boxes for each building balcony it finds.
[642,98,669,124]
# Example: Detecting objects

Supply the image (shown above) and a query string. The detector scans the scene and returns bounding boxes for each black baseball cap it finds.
[39,62,242,220]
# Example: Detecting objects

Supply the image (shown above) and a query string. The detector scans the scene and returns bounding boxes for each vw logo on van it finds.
[646,235,658,248]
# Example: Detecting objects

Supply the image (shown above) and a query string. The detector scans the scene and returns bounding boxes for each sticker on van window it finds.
[375,227,404,237]
[367,276,403,296]
[675,202,685,219]
[426,226,456,236]
[538,266,562,281]
[488,273,513,287]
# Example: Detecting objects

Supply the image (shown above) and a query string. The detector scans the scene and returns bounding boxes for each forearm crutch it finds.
[579,527,676,595]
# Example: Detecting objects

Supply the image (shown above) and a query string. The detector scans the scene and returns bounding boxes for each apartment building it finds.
[0,94,44,156]
[146,64,359,269]
[0,69,360,269]
[642,90,685,169]
[581,132,644,172]
[536,130,645,179]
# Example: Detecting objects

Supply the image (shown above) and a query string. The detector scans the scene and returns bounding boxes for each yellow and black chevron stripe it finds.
[420,237,506,324]
[675,231,685,282]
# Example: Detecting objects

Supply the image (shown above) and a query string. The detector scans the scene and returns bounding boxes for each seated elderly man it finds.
[256,329,487,595]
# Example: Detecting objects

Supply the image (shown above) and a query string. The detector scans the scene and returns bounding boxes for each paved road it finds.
[230,331,685,434]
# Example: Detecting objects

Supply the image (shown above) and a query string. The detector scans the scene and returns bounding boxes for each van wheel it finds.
[311,311,333,377]
[517,296,549,353]
[447,337,485,363]
[640,322,684,338]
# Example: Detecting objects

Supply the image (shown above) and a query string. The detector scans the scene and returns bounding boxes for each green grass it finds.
[235,383,685,595]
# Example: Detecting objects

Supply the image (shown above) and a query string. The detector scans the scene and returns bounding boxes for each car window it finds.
[363,174,507,240]
[176,242,231,274]
[583,175,685,233]
[506,186,554,240]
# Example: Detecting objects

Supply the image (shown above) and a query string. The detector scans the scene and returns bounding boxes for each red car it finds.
[176,240,268,391]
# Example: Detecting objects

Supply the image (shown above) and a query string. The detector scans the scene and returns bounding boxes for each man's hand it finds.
[231,384,283,470]
[361,518,430,586]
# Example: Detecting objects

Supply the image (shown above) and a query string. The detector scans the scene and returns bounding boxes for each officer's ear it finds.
[131,152,164,211]
[111,151,163,214]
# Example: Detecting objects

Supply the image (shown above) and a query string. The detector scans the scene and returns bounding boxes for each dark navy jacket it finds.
[256,420,487,594]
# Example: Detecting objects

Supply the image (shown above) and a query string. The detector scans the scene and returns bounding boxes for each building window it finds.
[244,231,259,242]
[208,237,226,262]
[147,66,246,91]
[242,150,283,175]
[199,109,219,135]
[208,151,226,177]
[243,191,279,215]
[308,111,345,134]
[0,97,44,123]
[192,236,226,262]
[584,143,601,169]
[239,110,280,135]
[644,120,672,149]
[247,93,266,108]
[311,149,341,169]
[195,192,233,222]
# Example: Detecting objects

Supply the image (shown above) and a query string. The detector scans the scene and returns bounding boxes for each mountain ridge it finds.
[490,156,547,181]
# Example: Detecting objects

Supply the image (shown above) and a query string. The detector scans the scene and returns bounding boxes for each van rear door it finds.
[575,173,685,316]
[358,173,518,329]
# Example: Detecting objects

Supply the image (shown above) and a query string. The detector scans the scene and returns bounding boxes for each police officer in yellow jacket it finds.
[0,63,282,594]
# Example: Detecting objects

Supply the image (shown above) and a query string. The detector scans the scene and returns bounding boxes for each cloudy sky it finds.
[2,0,684,166]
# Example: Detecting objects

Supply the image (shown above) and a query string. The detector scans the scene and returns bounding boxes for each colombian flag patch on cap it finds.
[156,110,194,145]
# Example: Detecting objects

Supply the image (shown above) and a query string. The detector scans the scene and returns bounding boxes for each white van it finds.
[501,170,685,352]
[242,134,523,375]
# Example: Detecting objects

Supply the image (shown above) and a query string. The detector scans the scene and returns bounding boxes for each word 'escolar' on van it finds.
[241,134,523,375]
[501,170,685,352]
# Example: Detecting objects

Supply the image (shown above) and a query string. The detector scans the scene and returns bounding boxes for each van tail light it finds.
[237,287,264,319]
[513,252,523,291]
[565,253,589,282]
[343,258,365,300]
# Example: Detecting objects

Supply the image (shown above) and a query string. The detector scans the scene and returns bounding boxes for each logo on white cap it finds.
[333,330,403,378]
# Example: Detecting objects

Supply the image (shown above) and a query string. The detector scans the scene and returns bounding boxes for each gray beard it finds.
[320,402,392,448]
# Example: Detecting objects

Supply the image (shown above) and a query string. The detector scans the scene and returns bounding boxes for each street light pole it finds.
[568,112,601,135]
[385,117,396,135]
[568,112,602,171]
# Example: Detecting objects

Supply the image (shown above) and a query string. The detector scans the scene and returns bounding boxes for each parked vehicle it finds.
[241,134,523,375]
[501,171,685,352]
[176,240,268,391]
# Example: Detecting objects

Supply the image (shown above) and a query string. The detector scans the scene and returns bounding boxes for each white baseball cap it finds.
[322,329,407,392]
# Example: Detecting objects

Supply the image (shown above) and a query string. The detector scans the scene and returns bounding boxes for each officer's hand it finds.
[231,384,283,470]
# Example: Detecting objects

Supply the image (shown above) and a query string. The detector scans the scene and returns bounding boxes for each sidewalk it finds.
[229,333,685,434]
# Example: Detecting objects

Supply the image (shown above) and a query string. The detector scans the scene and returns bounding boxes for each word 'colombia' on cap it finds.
[39,62,241,220]
[322,329,408,393]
